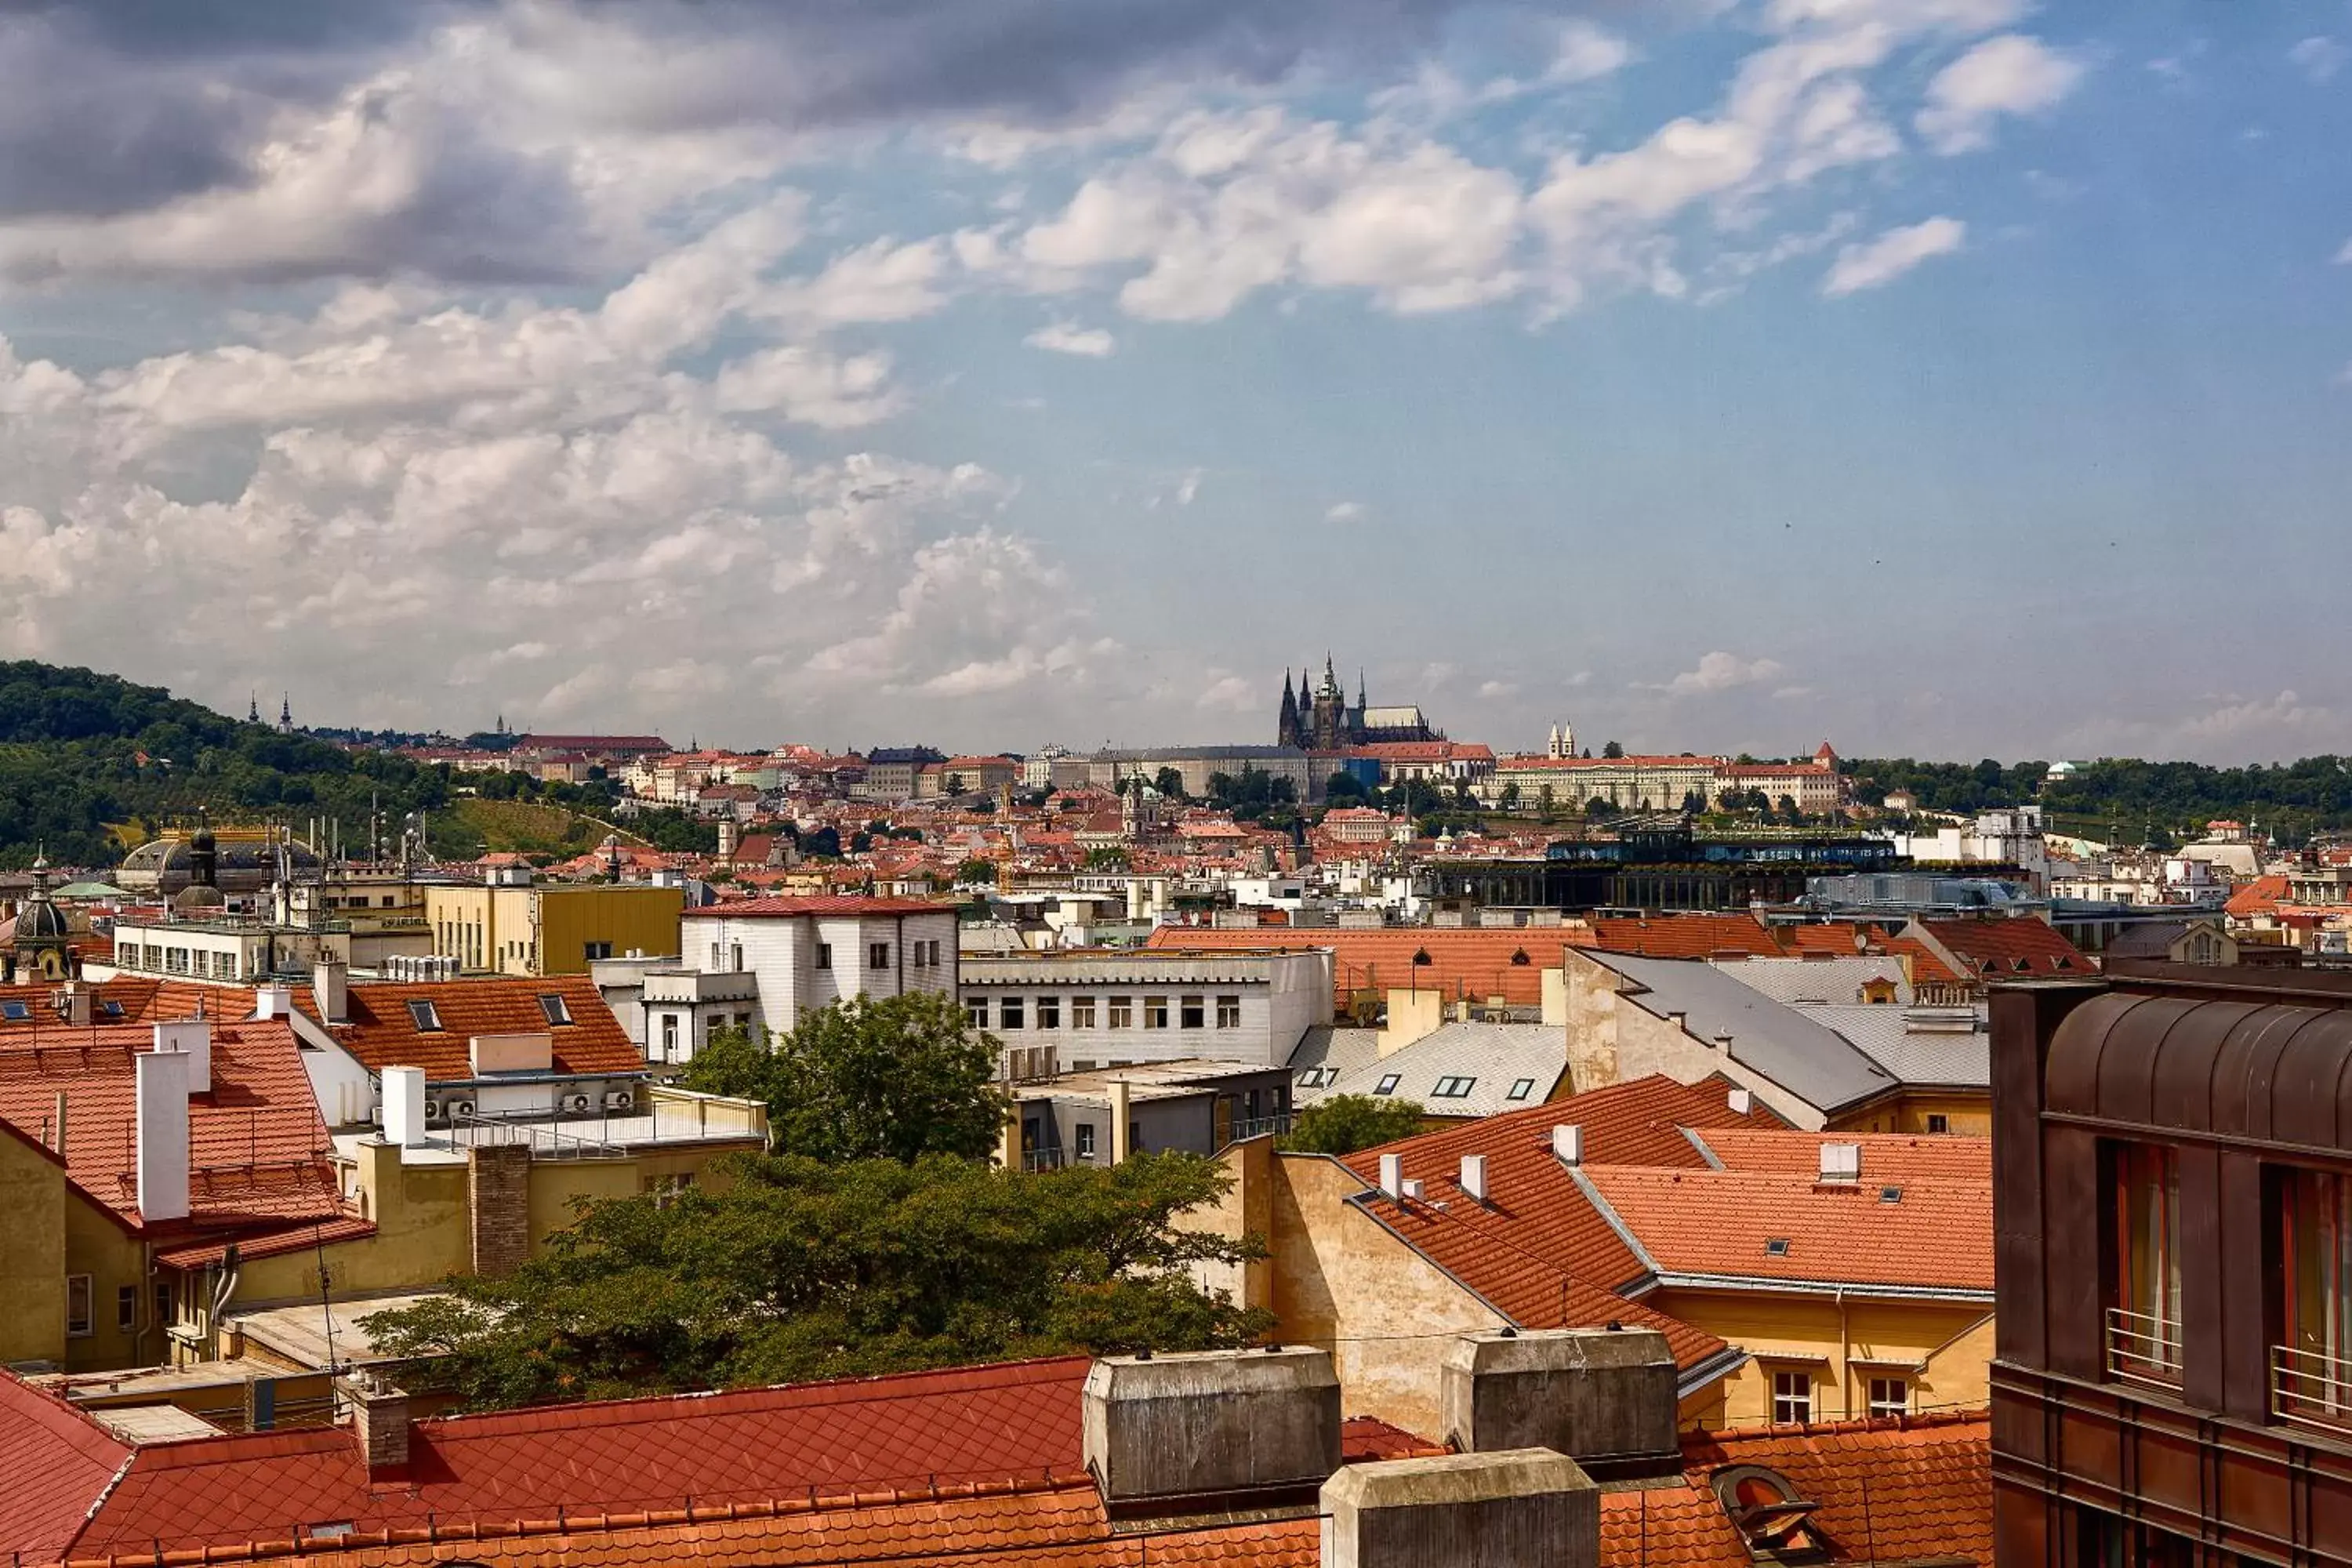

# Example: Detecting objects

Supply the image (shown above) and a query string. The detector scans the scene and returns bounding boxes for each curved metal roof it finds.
[2047,989,2352,1153]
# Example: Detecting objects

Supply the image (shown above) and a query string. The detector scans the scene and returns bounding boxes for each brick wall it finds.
[466,1144,533,1276]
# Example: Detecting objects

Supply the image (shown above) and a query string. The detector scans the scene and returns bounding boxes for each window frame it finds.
[815,942,833,971]
[66,1273,93,1338]
[1108,995,1134,1029]
[1076,1123,1098,1159]
[1373,1073,1403,1096]
[1770,1369,1813,1425]
[406,999,443,1032]
[868,941,892,971]
[1000,996,1025,1030]
[1506,1077,1537,1102]
[536,993,573,1027]
[1179,995,1205,1029]
[1215,994,1242,1029]
[1430,1076,1478,1099]
[1867,1376,1909,1418]
[1143,996,1170,1029]
[1071,995,1097,1029]
[1036,995,1062,1030]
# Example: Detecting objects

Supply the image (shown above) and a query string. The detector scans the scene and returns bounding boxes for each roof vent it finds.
[1818,1143,1861,1185]
[1400,1178,1425,1202]
[1551,1125,1584,1167]
[1727,1087,1753,1115]
[1378,1152,1404,1198]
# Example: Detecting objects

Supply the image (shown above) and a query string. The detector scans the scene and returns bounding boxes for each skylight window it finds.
[537,993,573,1026]
[1374,1073,1403,1096]
[1506,1078,1537,1102]
[1430,1076,1478,1099]
[1880,1185,1904,1204]
[1764,1238,1792,1258]
[0,1000,28,1022]
[97,1000,124,1018]
[406,999,443,1032]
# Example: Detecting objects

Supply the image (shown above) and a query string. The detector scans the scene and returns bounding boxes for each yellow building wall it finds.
[61,1196,152,1372]
[0,1134,70,1364]
[1646,1287,1994,1425]
[425,884,684,975]
[1826,1091,1992,1138]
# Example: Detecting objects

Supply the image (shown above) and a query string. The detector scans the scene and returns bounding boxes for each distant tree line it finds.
[1845,754,2352,844]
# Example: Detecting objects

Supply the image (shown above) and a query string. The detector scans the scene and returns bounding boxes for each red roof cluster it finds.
[683,895,952,919]
[328,975,641,1083]
[1915,917,2091,979]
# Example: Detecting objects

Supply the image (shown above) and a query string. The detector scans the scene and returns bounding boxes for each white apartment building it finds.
[958,949,1334,1070]
[652,896,960,1061]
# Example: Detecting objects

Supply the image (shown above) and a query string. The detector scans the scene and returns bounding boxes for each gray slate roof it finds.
[1590,951,1900,1115]
[1809,1004,1991,1089]
[1304,1021,1566,1119]
[1709,956,1911,1007]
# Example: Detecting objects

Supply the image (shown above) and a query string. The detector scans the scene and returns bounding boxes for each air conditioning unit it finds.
[602,1089,634,1110]
[566,1093,593,1113]
[423,1099,445,1122]
[450,1099,477,1119]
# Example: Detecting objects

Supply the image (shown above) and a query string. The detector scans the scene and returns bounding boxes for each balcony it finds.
[2107,1305,2183,1390]
[2274,1343,2352,1432]
[1222,1113,1294,1147]
[1022,1146,1067,1172]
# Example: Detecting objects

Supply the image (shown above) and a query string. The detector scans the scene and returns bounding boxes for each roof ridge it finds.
[47,1471,1100,1568]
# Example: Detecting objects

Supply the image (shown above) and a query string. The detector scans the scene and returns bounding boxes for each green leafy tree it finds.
[361,1150,1273,1408]
[1584,795,1614,818]
[1280,1094,1428,1155]
[1497,781,1520,811]
[1085,845,1132,870]
[682,993,1011,1164]
[1601,741,1624,759]
[1153,766,1187,802]
[1325,770,1370,803]
[954,856,998,886]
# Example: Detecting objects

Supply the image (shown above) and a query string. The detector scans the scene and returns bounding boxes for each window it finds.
[537,993,573,1026]
[967,999,988,1028]
[2112,1142,2183,1385]
[1765,1237,1792,1257]
[1867,1377,1909,1418]
[1770,1370,1812,1425]
[1506,1078,1537,1102]
[1374,1073,1403,1096]
[1108,996,1133,1029]
[154,1281,172,1330]
[731,942,745,971]
[0,1000,27,1022]
[1037,996,1061,1029]
[869,942,891,970]
[1430,1076,1478,1099]
[1000,996,1025,1029]
[1071,996,1096,1029]
[815,942,833,971]
[1076,1123,1098,1159]
[1179,995,1205,1029]
[2281,1167,2352,1421]
[406,999,442,1032]
[1144,997,1169,1029]
[117,1284,138,1334]
[584,941,613,962]
[1216,995,1242,1029]
[1926,1113,1950,1134]
[66,1275,93,1338]
[711,942,724,968]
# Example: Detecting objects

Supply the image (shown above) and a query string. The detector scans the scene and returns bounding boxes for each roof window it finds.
[1374,1073,1403,1096]
[1880,1185,1904,1203]
[406,999,444,1032]
[1506,1077,1537,1102]
[1764,1237,1792,1258]
[1430,1076,1478,1099]
[0,1000,28,1022]
[537,993,573,1026]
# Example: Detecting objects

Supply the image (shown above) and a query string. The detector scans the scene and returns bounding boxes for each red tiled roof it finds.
[1580,1166,1992,1293]
[1915,917,2091,979]
[0,1018,339,1232]
[1331,1076,1788,1366]
[0,977,228,1025]
[1338,1416,1450,1463]
[1148,927,1573,1008]
[1688,1128,1991,1182]
[2227,875,2290,918]
[683,896,951,919]
[60,1359,1094,1561]
[1585,914,1782,959]
[330,975,641,1083]
[0,1370,129,1564]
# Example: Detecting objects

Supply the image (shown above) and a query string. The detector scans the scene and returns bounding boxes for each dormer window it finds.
[406,999,443,1032]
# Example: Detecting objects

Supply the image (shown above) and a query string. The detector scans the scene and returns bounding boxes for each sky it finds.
[1,0,2347,764]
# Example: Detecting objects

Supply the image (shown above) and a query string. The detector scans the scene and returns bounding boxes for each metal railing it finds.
[1222,1114,1293,1147]
[2273,1342,2352,1429]
[2106,1305,2183,1388]
[1022,1147,1067,1172]
[447,1111,624,1160]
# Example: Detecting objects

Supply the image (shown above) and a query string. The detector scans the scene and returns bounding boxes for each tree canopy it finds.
[361,1150,1273,1407]
[1279,1094,1427,1155]
[681,993,1011,1164]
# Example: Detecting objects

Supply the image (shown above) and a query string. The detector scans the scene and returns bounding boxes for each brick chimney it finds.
[1084,1348,1341,1511]
[1320,1449,1597,1568]
[341,1374,410,1478]
[466,1143,532,1276]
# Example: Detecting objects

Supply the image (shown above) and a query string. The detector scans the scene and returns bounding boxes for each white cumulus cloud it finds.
[1915,34,2085,154]
[1325,500,1368,522]
[1025,321,1118,357]
[2289,37,2349,84]
[1657,652,1787,695]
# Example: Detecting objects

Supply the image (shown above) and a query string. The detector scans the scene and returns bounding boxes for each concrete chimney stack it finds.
[1551,1125,1584,1167]
[382,1065,429,1147]
[1819,1142,1861,1185]
[1084,1348,1342,1511]
[135,1048,191,1223]
[1320,1449,1597,1568]
[153,1018,212,1094]
[1377,1152,1403,1198]
[252,985,292,1021]
[1438,1327,1679,1479]
[1727,1087,1753,1115]
[313,956,350,1025]
[1459,1154,1489,1203]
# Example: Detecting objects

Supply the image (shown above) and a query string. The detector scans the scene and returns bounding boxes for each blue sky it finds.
[0,0,2346,762]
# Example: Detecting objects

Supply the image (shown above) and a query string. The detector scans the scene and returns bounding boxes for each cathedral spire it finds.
[278,693,292,733]
[248,691,260,724]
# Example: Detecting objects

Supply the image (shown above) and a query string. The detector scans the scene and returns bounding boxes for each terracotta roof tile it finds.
[1688,1127,1991,1182]
[332,975,641,1083]
[1149,927,1573,1008]
[1585,915,1783,960]
[0,1370,129,1564]
[1915,918,2091,979]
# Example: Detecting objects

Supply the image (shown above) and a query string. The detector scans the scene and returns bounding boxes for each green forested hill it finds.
[0,662,619,868]
[1845,754,2352,846]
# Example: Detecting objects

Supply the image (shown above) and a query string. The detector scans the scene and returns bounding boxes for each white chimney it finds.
[136,1049,191,1223]
[312,956,350,1025]
[1378,1152,1404,1198]
[253,985,292,1021]
[382,1065,429,1148]
[1727,1087,1753,1115]
[1552,1125,1584,1167]
[1819,1143,1862,1185]
[152,1018,212,1094]
[1459,1153,1490,1203]
[1400,1178,1425,1202]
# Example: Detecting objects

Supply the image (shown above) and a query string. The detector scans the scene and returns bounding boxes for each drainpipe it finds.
[1837,1286,1850,1420]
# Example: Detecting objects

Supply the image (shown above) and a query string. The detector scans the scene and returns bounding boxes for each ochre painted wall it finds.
[1827,1091,1992,1138]
[60,1194,151,1372]
[1647,1287,1994,1425]
[0,1134,69,1363]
